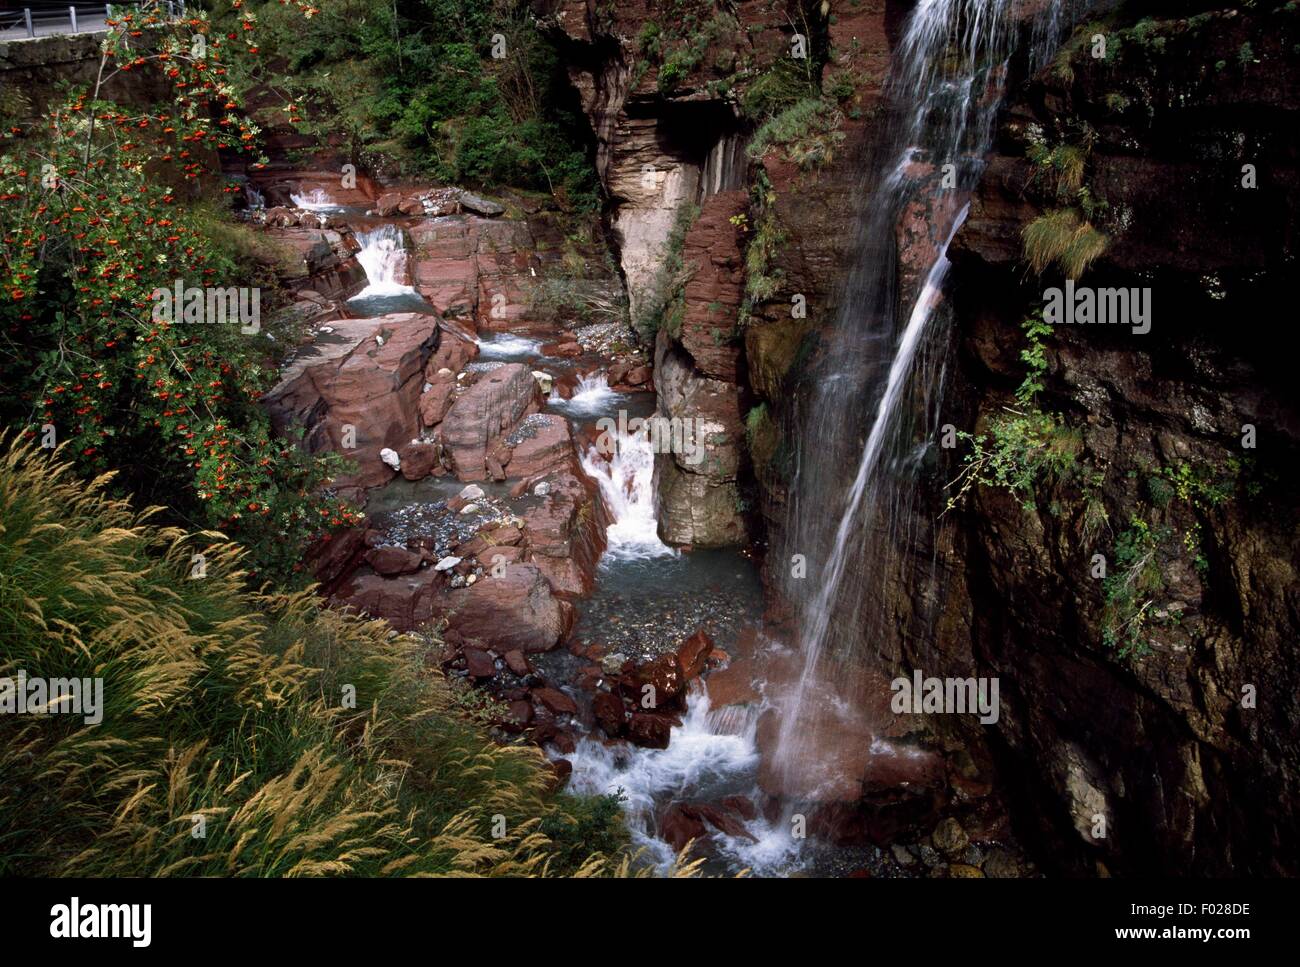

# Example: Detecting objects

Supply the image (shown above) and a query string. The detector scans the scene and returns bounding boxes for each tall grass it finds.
[1022,208,1109,279]
[0,435,673,877]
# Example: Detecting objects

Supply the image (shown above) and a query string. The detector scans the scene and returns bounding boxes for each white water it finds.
[350,225,416,299]
[549,372,622,418]
[561,685,798,872]
[475,333,545,360]
[581,427,677,562]
[290,188,340,211]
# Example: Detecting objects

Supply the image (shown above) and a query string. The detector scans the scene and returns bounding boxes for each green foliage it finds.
[1102,517,1166,658]
[244,0,599,207]
[746,98,845,168]
[741,59,819,121]
[0,437,636,877]
[945,314,1084,513]
[1022,208,1110,279]
[0,3,359,585]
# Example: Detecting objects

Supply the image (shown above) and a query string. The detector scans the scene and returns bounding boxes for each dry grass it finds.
[0,435,694,877]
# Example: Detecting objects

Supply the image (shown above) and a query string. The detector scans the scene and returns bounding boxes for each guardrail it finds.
[0,3,186,40]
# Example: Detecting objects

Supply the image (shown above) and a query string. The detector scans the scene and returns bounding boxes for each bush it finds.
[0,436,634,877]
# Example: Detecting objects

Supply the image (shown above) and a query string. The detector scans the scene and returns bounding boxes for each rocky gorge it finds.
[226,0,1300,878]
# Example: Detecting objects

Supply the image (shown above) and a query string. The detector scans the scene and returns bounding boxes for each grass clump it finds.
[0,436,644,877]
[746,98,845,169]
[1022,208,1110,279]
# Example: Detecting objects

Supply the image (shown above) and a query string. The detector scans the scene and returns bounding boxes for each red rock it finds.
[625,365,651,386]
[365,545,424,576]
[534,687,578,715]
[442,563,572,652]
[504,650,530,676]
[463,647,496,679]
[503,699,533,732]
[660,803,708,854]
[480,545,523,568]
[441,363,538,480]
[550,758,573,783]
[398,441,440,480]
[676,629,714,680]
[331,568,440,632]
[374,191,403,216]
[627,711,673,749]
[704,660,761,708]
[306,526,367,589]
[263,313,440,489]
[592,691,627,736]
[504,414,573,479]
[418,376,456,428]
[621,653,684,709]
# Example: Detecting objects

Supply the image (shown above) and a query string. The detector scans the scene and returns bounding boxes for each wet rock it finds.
[947,863,985,879]
[592,691,627,736]
[676,628,714,680]
[983,849,1023,879]
[374,191,403,217]
[660,803,708,854]
[534,687,578,716]
[891,844,918,867]
[931,817,970,857]
[621,653,684,709]
[627,711,674,749]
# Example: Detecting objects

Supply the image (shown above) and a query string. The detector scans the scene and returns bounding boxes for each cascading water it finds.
[290,187,339,211]
[581,427,677,562]
[769,0,1087,794]
[549,372,622,418]
[350,225,416,300]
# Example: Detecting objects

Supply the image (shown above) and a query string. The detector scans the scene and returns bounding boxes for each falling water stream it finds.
[558,0,1088,873]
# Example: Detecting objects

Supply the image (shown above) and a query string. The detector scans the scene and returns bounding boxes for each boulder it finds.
[627,711,674,749]
[504,414,573,479]
[592,691,627,736]
[441,363,538,480]
[398,441,440,480]
[365,545,424,576]
[534,687,578,715]
[441,563,570,652]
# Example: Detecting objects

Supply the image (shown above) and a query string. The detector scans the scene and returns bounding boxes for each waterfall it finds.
[549,372,621,418]
[770,0,1086,792]
[290,188,338,211]
[581,426,677,562]
[350,225,416,299]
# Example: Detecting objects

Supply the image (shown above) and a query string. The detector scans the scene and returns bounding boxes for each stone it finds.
[534,687,578,715]
[676,628,713,680]
[365,545,423,576]
[441,363,537,480]
[441,563,570,652]
[398,441,440,480]
[931,817,970,857]
[592,692,626,736]
[457,190,505,216]
[464,647,496,679]
[504,650,530,677]
[434,556,461,572]
[627,711,674,749]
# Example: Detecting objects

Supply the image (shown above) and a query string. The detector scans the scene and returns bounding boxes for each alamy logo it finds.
[595,410,709,466]
[1043,281,1151,334]
[891,670,1000,725]
[50,898,151,947]
[150,280,261,333]
[0,671,103,725]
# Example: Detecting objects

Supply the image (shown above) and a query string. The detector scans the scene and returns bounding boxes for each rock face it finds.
[919,5,1300,877]
[741,4,1300,876]
[263,313,441,488]
[653,335,746,546]
[440,363,539,480]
